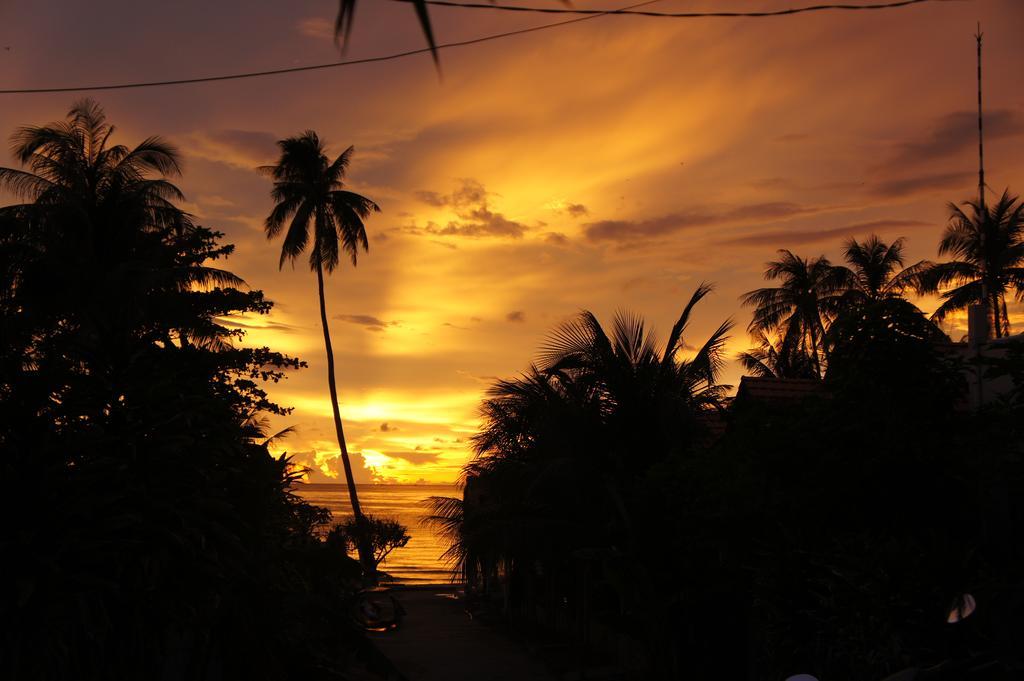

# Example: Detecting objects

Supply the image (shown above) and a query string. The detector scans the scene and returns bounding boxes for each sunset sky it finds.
[2,0,1022,483]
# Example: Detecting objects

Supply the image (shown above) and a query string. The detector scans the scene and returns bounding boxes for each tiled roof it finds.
[734,376,824,404]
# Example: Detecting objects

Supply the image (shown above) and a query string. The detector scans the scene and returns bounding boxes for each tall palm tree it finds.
[262,131,380,578]
[740,250,845,378]
[916,191,1024,338]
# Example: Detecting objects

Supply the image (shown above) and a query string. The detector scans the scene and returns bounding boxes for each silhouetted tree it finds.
[737,327,818,378]
[428,284,733,675]
[833,235,924,305]
[741,250,845,377]
[262,132,380,580]
[826,293,959,409]
[0,102,371,680]
[916,191,1024,337]
[328,514,411,577]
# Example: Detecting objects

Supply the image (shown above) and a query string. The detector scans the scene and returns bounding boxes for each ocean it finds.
[296,483,460,584]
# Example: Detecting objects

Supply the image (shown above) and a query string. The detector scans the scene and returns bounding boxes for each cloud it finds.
[414,190,447,207]
[218,318,300,334]
[722,218,930,247]
[866,170,974,200]
[724,202,812,221]
[196,194,235,208]
[565,203,589,217]
[428,212,526,238]
[857,110,1024,201]
[295,17,333,40]
[335,314,399,331]
[409,179,527,238]
[506,310,526,323]
[429,239,459,250]
[379,422,397,432]
[383,449,444,464]
[584,212,713,242]
[583,202,815,242]
[887,109,1024,168]
[456,369,498,384]
[189,129,278,169]
[543,232,569,245]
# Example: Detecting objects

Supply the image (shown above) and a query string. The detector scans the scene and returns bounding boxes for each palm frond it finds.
[335,0,439,68]
[663,281,713,364]
[278,201,312,270]
[688,317,734,386]
[537,311,610,373]
[0,167,56,199]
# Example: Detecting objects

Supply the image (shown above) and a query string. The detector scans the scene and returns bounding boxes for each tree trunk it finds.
[808,322,823,379]
[316,261,376,583]
[989,291,1002,338]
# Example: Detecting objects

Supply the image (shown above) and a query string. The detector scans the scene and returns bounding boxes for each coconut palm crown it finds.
[741,250,846,378]
[915,191,1024,338]
[834,235,924,304]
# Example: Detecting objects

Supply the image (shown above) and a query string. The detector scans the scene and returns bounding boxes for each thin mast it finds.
[975,23,992,339]
[976,22,985,212]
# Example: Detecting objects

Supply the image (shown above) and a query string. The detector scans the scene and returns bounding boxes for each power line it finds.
[0,0,661,95]
[0,0,954,95]
[394,0,956,18]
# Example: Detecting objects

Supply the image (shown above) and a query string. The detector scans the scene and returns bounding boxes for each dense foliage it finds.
[434,233,1024,679]
[328,515,412,578]
[0,102,372,680]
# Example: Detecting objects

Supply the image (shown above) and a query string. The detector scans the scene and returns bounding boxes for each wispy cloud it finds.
[335,314,399,331]
[583,202,817,243]
[886,109,1024,168]
[295,17,333,41]
[188,129,278,170]
[866,171,973,200]
[722,219,931,247]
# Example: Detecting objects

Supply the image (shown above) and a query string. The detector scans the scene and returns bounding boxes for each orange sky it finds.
[1,0,1023,483]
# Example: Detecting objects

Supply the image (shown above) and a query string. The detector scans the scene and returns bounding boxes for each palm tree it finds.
[737,327,817,379]
[740,250,845,378]
[833,235,924,305]
[0,100,241,358]
[262,131,380,578]
[426,284,732,587]
[916,191,1024,338]
[0,99,190,254]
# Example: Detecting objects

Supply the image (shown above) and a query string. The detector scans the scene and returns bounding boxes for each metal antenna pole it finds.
[976,23,985,213]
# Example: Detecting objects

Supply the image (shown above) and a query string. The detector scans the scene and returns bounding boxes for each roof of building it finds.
[734,376,825,404]
[695,409,728,442]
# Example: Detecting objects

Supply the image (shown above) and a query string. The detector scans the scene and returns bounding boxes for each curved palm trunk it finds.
[988,291,1010,338]
[808,330,822,379]
[805,310,826,379]
[315,262,376,583]
[990,294,1002,338]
